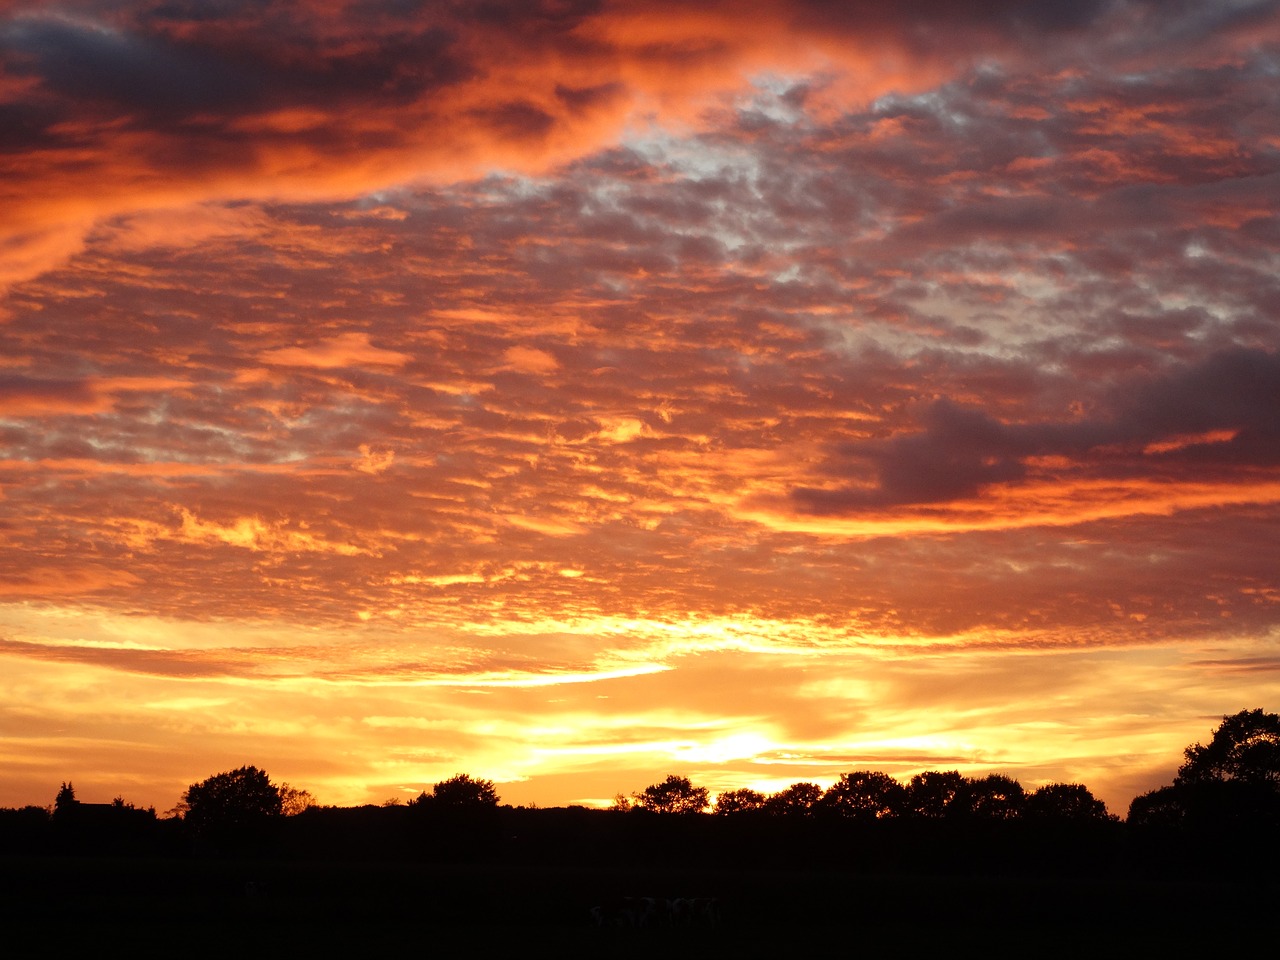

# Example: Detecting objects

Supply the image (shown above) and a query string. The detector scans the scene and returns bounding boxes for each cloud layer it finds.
[2,0,1279,813]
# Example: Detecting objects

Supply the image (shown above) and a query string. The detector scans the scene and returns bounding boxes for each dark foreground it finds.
[2,856,1273,957]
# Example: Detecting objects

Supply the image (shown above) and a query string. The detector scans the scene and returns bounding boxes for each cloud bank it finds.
[1,0,1279,814]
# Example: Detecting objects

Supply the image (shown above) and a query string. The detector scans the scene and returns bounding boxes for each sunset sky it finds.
[2,0,1279,816]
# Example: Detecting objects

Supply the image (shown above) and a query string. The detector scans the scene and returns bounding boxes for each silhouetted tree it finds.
[1025,783,1113,822]
[713,788,767,815]
[52,782,77,820]
[402,773,502,859]
[765,782,824,816]
[279,783,317,816]
[1128,711,1280,838]
[634,775,709,814]
[906,770,967,818]
[960,774,1026,820]
[425,773,500,808]
[1176,709,1280,788]
[1127,784,1188,828]
[182,765,283,848]
[821,771,906,820]
[0,805,51,855]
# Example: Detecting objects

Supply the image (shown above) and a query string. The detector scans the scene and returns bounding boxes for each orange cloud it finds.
[260,332,410,369]
[353,445,395,475]
[0,374,190,416]
[0,565,142,598]
[5,0,1135,295]
[501,345,559,375]
[2,0,1279,817]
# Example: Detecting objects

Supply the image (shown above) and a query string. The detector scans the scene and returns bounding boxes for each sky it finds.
[2,0,1279,816]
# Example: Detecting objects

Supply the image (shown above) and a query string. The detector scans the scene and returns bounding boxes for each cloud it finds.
[1116,348,1280,462]
[0,375,191,416]
[260,332,411,369]
[113,508,377,557]
[1187,656,1280,674]
[501,345,559,375]
[0,636,260,678]
[0,564,142,598]
[96,203,270,252]
[4,13,259,117]
[12,0,1272,294]
[1,0,1279,815]
[0,376,104,415]
[353,444,395,475]
[793,348,1280,512]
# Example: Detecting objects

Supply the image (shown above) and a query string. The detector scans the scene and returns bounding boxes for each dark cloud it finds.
[472,100,557,141]
[798,402,1029,509]
[1,11,471,122]
[1119,348,1280,440]
[2,15,258,116]
[794,349,1280,511]
[554,81,625,113]
[0,375,99,413]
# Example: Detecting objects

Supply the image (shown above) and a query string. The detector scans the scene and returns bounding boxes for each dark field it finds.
[2,856,1272,956]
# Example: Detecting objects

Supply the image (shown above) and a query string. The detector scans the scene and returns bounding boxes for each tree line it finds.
[618,770,1112,822]
[4,709,1279,871]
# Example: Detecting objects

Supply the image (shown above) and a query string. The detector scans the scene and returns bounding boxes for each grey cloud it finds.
[0,375,97,410]
[794,348,1280,512]
[1117,348,1280,440]
[554,81,625,113]
[1,10,471,132]
[790,0,1116,36]
[2,15,260,116]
